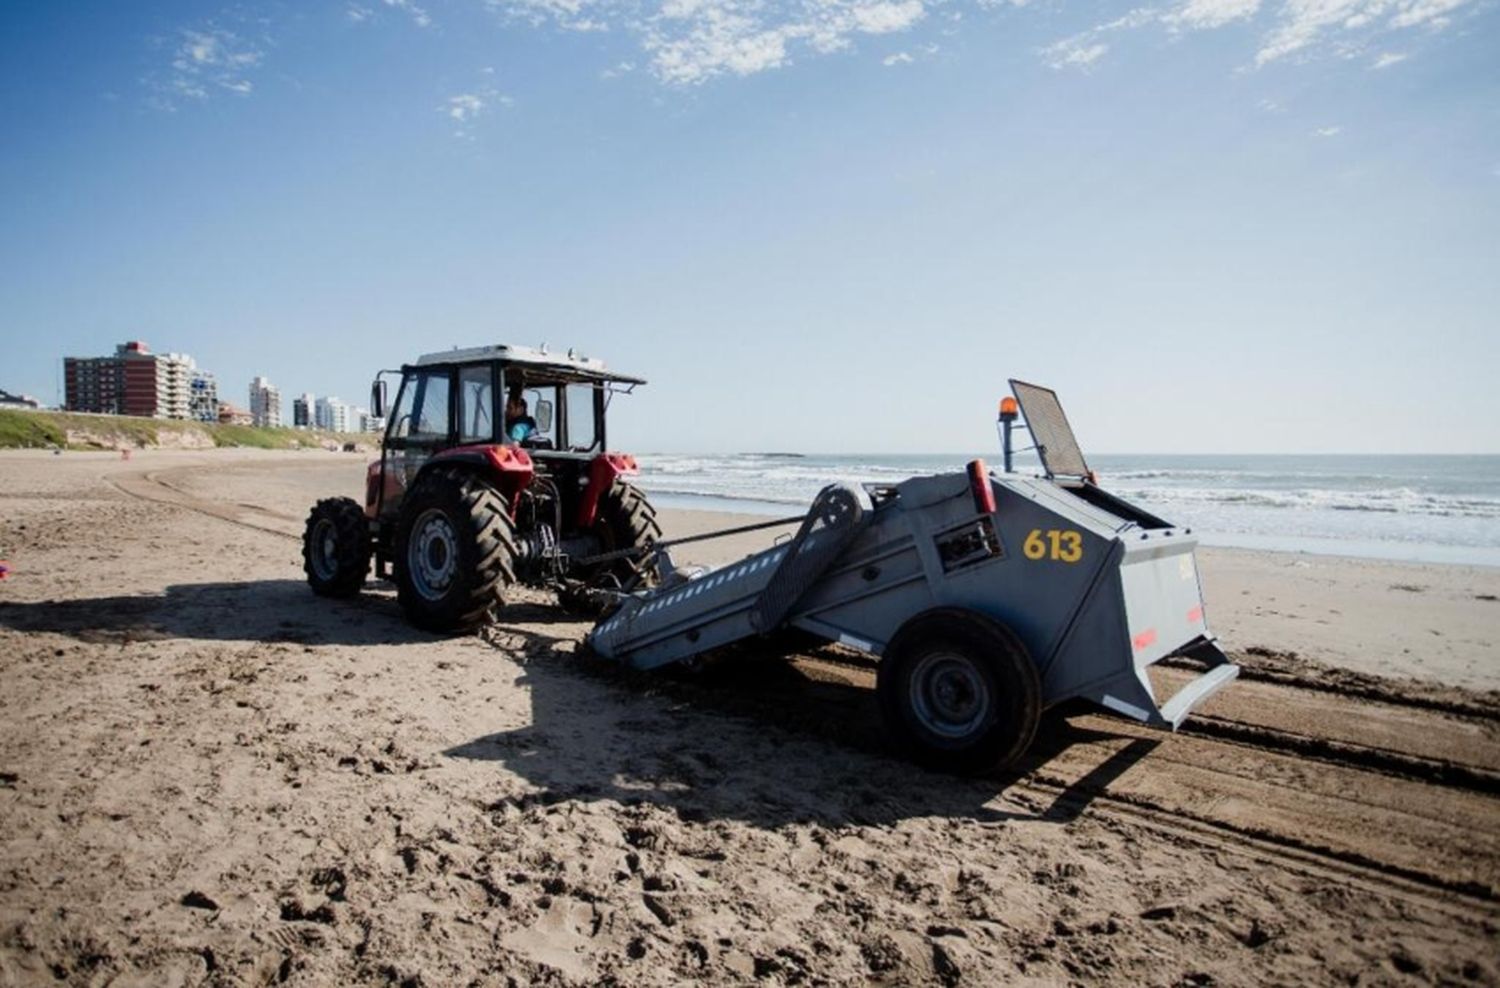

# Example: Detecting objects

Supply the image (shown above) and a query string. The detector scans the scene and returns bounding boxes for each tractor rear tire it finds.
[393,467,517,633]
[302,497,370,598]
[877,608,1041,775]
[564,481,662,613]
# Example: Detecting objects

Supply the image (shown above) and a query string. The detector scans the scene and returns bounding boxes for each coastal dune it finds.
[1,449,1497,985]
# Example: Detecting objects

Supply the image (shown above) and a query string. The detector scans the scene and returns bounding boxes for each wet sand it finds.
[1,449,1498,986]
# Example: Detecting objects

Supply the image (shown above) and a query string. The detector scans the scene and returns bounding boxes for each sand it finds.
[1,448,1498,986]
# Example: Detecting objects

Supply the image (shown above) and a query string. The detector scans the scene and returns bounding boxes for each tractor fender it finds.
[420,444,536,507]
[364,459,391,517]
[578,453,641,529]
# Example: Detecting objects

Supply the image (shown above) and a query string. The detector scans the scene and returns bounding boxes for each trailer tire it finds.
[878,609,1041,774]
[302,497,370,598]
[394,467,517,633]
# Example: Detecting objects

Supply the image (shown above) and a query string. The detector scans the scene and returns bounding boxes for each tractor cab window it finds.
[406,369,452,443]
[387,376,415,440]
[505,379,558,449]
[565,382,600,452]
[458,365,494,444]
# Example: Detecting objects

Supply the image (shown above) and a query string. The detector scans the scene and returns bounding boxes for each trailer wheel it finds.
[393,467,517,633]
[302,497,370,598]
[878,609,1041,774]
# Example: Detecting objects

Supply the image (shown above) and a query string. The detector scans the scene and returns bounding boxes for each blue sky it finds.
[1,0,1497,454]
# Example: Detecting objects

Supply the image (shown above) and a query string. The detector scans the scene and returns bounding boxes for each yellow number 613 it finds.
[1023,529,1083,563]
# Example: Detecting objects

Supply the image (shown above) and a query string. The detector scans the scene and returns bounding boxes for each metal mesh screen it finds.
[1010,379,1089,478]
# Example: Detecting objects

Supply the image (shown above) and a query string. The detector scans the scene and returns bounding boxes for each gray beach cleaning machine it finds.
[587,381,1238,773]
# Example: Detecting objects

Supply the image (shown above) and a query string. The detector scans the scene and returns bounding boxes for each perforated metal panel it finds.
[1010,379,1089,478]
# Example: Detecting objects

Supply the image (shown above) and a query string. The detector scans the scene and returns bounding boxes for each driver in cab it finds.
[504,387,537,444]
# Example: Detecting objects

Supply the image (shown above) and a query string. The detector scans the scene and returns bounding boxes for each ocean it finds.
[633,452,1500,568]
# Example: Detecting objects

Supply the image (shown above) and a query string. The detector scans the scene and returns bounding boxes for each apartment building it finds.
[292,393,315,429]
[189,370,219,423]
[249,376,282,428]
[315,396,349,433]
[64,341,197,419]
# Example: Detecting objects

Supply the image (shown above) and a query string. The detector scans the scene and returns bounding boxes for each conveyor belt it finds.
[588,484,869,670]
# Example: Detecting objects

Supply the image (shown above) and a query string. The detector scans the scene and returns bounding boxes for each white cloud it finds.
[1040,0,1475,73]
[1255,0,1475,64]
[439,86,513,138]
[485,0,928,83]
[851,0,925,33]
[154,27,264,106]
[383,0,433,27]
[447,93,485,121]
[1041,8,1158,70]
[1045,41,1109,68]
[1164,0,1262,30]
[1312,124,1342,136]
[1389,0,1469,28]
[486,0,611,32]
[146,0,1479,102]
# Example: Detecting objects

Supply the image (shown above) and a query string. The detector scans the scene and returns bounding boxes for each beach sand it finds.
[1,449,1497,985]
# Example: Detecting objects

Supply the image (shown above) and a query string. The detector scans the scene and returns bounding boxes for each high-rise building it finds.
[64,341,198,419]
[315,396,349,433]
[64,354,122,414]
[249,376,282,428]
[353,407,384,433]
[292,393,315,429]
[189,370,218,423]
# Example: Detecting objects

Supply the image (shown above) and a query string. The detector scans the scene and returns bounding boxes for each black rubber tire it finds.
[877,608,1041,775]
[302,497,370,598]
[564,481,662,612]
[393,467,517,633]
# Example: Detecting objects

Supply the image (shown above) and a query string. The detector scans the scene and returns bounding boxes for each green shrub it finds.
[0,410,67,448]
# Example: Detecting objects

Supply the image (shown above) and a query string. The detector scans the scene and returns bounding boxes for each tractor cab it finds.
[301,343,659,633]
[367,344,646,523]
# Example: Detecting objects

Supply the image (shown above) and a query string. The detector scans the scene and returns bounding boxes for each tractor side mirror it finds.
[371,379,387,419]
[534,399,554,434]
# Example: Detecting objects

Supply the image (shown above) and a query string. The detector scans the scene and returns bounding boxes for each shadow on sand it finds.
[0,579,439,647]
[447,629,1159,831]
[0,578,1155,829]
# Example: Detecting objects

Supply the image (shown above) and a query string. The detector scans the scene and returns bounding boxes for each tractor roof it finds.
[414,343,646,385]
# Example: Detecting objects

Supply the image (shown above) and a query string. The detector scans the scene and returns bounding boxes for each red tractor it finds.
[300,344,660,632]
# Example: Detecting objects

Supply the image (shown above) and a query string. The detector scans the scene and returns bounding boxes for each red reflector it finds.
[967,459,996,514]
[1187,605,1203,624]
[1132,628,1158,651]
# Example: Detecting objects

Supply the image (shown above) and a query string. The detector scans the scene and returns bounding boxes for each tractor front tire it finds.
[393,467,517,633]
[302,497,370,598]
[877,608,1041,775]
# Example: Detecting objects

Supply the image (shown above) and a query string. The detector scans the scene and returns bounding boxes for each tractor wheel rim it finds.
[310,518,339,581]
[409,509,459,600]
[910,651,991,739]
